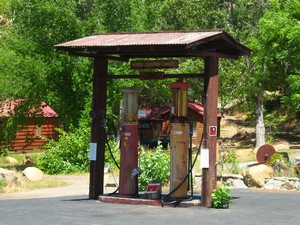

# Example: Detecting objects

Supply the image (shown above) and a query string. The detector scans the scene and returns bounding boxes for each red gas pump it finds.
[169,81,190,198]
[119,88,140,197]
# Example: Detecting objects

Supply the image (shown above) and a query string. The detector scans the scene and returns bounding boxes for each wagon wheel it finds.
[256,144,276,163]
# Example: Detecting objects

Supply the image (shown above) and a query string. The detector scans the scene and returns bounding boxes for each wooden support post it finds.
[89,58,108,199]
[201,56,219,207]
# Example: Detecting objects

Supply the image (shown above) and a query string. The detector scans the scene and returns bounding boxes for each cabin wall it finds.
[8,118,58,152]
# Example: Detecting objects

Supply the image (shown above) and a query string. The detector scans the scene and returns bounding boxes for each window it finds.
[192,121,197,137]
[155,123,162,132]
[35,125,41,137]
[138,123,152,130]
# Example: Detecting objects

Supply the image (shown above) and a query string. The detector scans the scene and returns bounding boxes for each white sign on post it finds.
[89,143,97,161]
[200,148,209,168]
[138,110,146,118]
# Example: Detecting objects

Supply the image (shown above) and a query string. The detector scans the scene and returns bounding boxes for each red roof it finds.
[187,102,204,116]
[139,103,221,120]
[0,99,58,118]
[139,106,170,120]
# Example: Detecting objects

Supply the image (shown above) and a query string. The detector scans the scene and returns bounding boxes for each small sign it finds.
[131,60,179,69]
[138,110,147,118]
[171,130,183,135]
[209,126,217,136]
[171,106,175,114]
[89,143,97,161]
[122,132,131,137]
[140,72,164,80]
[145,183,161,193]
[201,148,209,168]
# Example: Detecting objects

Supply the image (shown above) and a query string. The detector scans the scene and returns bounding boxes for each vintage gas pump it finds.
[169,80,190,198]
[119,88,140,196]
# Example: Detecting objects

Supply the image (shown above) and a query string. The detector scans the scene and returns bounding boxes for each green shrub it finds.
[211,185,233,209]
[138,142,170,191]
[37,127,90,174]
[37,125,122,174]
[223,150,240,174]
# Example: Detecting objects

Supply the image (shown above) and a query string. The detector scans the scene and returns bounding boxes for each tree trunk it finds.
[255,97,265,148]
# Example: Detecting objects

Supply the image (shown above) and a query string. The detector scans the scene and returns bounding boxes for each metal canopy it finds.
[55,30,250,59]
[54,30,250,207]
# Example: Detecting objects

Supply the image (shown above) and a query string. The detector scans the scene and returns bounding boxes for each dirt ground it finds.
[0,174,90,200]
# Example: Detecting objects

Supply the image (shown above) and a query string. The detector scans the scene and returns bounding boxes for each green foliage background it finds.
[0,0,299,170]
[138,143,170,191]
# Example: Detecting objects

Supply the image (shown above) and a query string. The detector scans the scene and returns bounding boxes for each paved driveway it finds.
[0,189,299,225]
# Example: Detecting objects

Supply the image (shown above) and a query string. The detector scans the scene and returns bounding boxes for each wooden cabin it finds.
[138,103,222,148]
[0,100,59,152]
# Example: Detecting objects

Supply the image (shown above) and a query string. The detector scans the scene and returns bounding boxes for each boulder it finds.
[0,167,16,176]
[23,156,34,165]
[242,164,274,187]
[264,179,284,190]
[282,181,295,190]
[0,168,26,191]
[5,157,19,165]
[226,178,248,189]
[3,173,27,190]
[23,167,44,181]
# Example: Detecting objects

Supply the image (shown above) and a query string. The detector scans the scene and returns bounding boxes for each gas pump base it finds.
[98,192,201,207]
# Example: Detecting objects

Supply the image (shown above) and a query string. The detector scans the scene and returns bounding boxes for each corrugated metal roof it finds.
[55,30,250,59]
[55,30,223,48]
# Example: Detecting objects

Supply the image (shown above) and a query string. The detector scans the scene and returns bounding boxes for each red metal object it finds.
[169,80,190,90]
[256,144,276,163]
[119,123,139,196]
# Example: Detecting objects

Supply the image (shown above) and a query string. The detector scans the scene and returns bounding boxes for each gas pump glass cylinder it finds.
[122,88,140,122]
[169,81,190,118]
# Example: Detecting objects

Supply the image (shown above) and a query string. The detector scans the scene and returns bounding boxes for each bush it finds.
[37,125,121,174]
[37,127,90,174]
[211,185,233,209]
[223,150,240,174]
[138,142,170,191]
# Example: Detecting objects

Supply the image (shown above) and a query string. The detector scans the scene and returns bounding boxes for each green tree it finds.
[248,0,300,146]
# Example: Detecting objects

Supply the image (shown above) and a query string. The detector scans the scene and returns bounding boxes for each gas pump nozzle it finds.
[131,168,142,177]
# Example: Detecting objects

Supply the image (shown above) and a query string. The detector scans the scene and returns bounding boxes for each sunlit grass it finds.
[24,178,67,190]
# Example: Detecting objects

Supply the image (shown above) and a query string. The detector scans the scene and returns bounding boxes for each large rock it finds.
[264,178,297,190]
[0,168,26,191]
[5,157,19,165]
[264,179,284,190]
[0,168,16,176]
[226,178,248,189]
[242,164,274,187]
[22,167,44,181]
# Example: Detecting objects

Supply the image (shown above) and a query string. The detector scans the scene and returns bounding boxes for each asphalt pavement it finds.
[0,189,299,225]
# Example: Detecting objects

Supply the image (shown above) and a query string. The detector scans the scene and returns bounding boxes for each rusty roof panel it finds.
[55,31,223,48]
[55,30,251,58]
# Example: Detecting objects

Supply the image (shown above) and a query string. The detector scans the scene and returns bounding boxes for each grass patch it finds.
[24,178,67,190]
[0,152,42,171]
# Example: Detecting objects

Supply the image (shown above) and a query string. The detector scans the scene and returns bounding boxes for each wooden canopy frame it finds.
[55,30,250,207]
